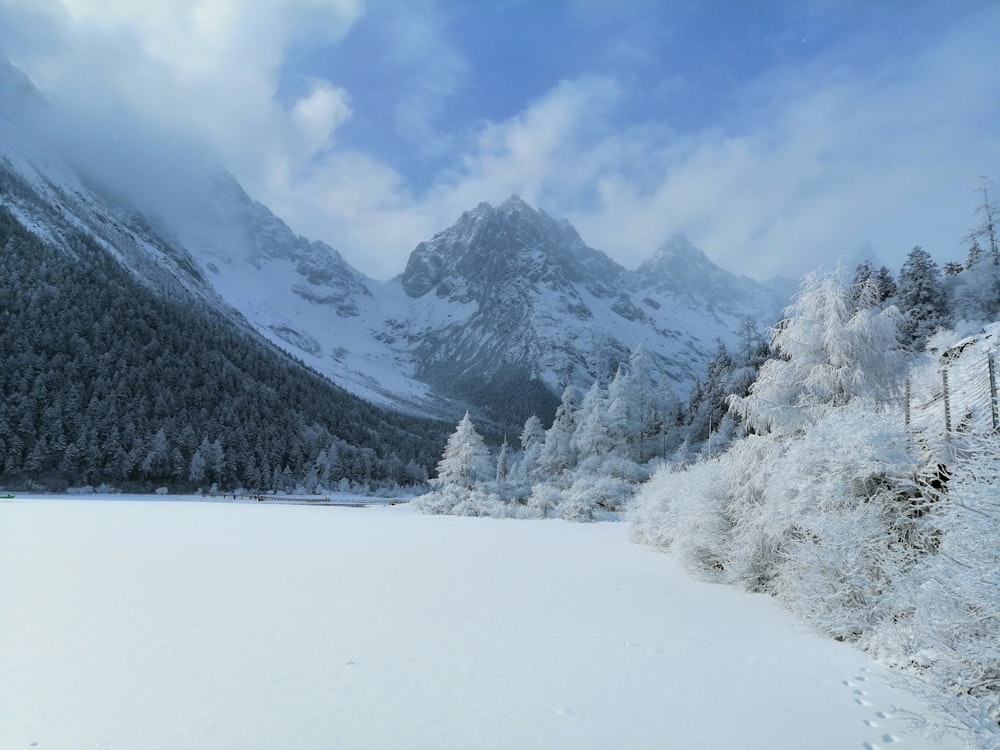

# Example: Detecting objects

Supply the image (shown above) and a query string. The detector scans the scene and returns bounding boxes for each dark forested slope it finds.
[0,208,447,492]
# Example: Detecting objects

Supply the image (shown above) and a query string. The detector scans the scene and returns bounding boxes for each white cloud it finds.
[1,0,363,193]
[1,1,997,284]
[373,4,471,155]
[336,4,996,282]
[290,79,352,155]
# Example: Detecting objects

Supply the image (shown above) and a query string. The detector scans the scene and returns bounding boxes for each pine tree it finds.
[495,437,510,483]
[853,260,875,299]
[625,346,661,462]
[897,246,949,349]
[729,271,905,436]
[518,415,546,483]
[686,343,736,443]
[538,386,579,477]
[573,381,612,468]
[432,413,492,489]
[874,266,897,302]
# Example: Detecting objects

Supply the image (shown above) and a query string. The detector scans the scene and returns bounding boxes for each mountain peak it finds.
[400,196,624,300]
[499,194,531,211]
[650,233,709,264]
[0,57,48,121]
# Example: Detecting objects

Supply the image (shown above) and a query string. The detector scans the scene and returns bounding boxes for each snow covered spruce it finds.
[415,346,684,520]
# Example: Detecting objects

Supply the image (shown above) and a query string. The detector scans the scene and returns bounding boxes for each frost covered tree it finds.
[897,246,949,349]
[573,381,612,468]
[853,261,896,305]
[964,177,999,265]
[517,415,546,483]
[874,265,898,302]
[495,437,510,483]
[538,386,579,477]
[729,271,905,436]
[950,180,1000,321]
[604,368,632,459]
[686,344,736,444]
[431,413,492,489]
[625,346,666,463]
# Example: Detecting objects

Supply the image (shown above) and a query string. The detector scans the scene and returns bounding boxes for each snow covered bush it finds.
[871,436,1000,736]
[632,457,731,579]
[526,481,563,518]
[558,475,635,522]
[449,487,507,518]
[635,400,925,636]
[747,403,917,616]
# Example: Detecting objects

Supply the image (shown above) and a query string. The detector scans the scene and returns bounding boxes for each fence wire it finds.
[906,352,999,438]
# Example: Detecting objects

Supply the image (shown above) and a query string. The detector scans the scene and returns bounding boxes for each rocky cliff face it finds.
[394,196,788,424]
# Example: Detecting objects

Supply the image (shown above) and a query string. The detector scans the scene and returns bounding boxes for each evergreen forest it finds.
[0,207,448,493]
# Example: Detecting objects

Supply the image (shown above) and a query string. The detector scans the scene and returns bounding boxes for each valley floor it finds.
[0,497,975,749]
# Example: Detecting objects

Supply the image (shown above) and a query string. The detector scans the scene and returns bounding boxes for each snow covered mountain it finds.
[0,58,791,429]
[391,197,790,422]
[0,62,213,303]
[180,187,792,427]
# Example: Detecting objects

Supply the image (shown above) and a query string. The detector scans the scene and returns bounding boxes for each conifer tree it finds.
[573,381,612,468]
[874,266,897,302]
[495,437,510,483]
[897,246,949,349]
[432,413,492,489]
[538,386,579,477]
[729,271,905,436]
[518,415,546,483]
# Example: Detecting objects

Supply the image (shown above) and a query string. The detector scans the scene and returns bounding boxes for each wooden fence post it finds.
[904,378,911,429]
[989,353,998,433]
[942,368,951,434]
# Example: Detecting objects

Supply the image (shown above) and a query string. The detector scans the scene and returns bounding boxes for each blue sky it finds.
[1,1,998,281]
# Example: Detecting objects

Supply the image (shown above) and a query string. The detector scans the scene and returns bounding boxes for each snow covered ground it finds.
[0,497,974,749]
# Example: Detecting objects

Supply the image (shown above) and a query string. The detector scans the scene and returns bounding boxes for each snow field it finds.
[0,499,972,749]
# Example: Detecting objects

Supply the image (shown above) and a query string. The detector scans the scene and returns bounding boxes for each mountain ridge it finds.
[0,58,791,431]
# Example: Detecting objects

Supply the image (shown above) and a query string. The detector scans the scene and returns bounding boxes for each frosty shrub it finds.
[413,484,467,515]
[559,475,634,522]
[715,435,785,591]
[873,436,1000,736]
[736,404,916,611]
[635,399,922,613]
[631,458,732,579]
[526,482,563,518]
[450,488,507,518]
[774,500,909,642]
[630,464,676,550]
[597,455,647,484]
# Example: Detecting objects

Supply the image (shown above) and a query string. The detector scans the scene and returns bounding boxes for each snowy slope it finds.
[0,64,217,305]
[0,498,973,750]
